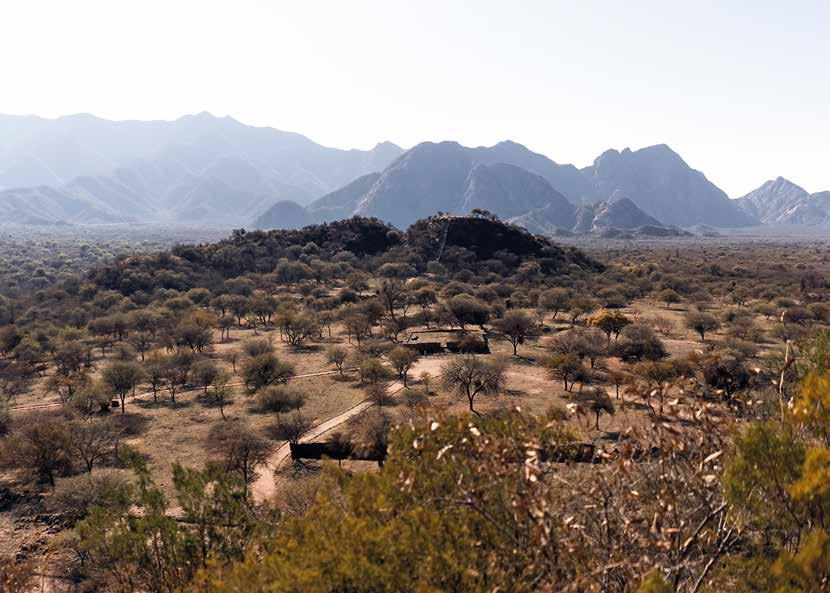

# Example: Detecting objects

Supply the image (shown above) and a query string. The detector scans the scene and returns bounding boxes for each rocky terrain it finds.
[736,177,830,225]
[578,145,755,228]
[257,141,715,236]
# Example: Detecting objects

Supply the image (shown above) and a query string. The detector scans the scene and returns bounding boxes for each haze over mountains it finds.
[1,112,827,234]
[0,112,403,225]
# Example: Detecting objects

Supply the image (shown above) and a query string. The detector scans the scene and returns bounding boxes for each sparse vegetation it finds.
[2,221,830,592]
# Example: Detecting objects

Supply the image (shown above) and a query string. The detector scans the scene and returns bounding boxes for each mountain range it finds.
[735,177,830,226]
[0,112,403,225]
[256,140,752,232]
[1,112,827,234]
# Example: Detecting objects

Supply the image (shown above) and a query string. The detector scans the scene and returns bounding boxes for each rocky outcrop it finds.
[581,145,756,227]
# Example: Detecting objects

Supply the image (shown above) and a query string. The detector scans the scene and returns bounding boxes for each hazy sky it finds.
[1,0,827,197]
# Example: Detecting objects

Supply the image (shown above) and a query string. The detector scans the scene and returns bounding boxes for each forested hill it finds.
[88,215,602,296]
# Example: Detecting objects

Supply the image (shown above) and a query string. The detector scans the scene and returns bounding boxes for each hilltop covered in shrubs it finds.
[88,215,602,297]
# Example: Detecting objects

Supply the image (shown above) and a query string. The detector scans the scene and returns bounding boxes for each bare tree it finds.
[388,346,419,387]
[327,345,349,376]
[544,354,584,392]
[441,355,508,414]
[492,310,540,356]
[210,371,235,420]
[207,420,274,498]
[271,413,312,445]
[258,385,305,420]
[68,417,122,472]
[102,361,145,414]
[685,311,721,341]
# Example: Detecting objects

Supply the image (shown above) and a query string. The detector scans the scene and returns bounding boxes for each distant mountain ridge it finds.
[0,112,403,225]
[579,145,755,227]
[509,195,664,236]
[256,140,754,232]
[735,177,830,226]
[5,112,826,233]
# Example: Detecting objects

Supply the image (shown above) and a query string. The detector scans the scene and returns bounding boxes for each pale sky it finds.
[1,0,827,197]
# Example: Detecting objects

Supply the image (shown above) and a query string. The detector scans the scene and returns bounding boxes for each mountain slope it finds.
[351,143,587,230]
[512,195,660,235]
[302,141,710,234]
[0,185,129,224]
[468,140,594,203]
[777,191,830,225]
[252,200,315,230]
[354,142,474,227]
[735,178,830,225]
[0,112,402,225]
[460,163,576,223]
[580,144,756,227]
[306,141,760,231]
[735,177,810,223]
[590,195,662,229]
[305,172,382,223]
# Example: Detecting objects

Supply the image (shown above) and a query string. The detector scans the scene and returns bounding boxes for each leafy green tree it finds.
[69,454,266,591]
[172,463,259,569]
[724,421,807,545]
[771,528,830,593]
[793,371,830,445]
[636,569,674,593]
[193,410,578,593]
[590,310,631,342]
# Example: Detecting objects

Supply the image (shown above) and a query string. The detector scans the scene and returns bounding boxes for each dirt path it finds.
[251,357,447,503]
[251,397,376,502]
[250,381,406,503]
